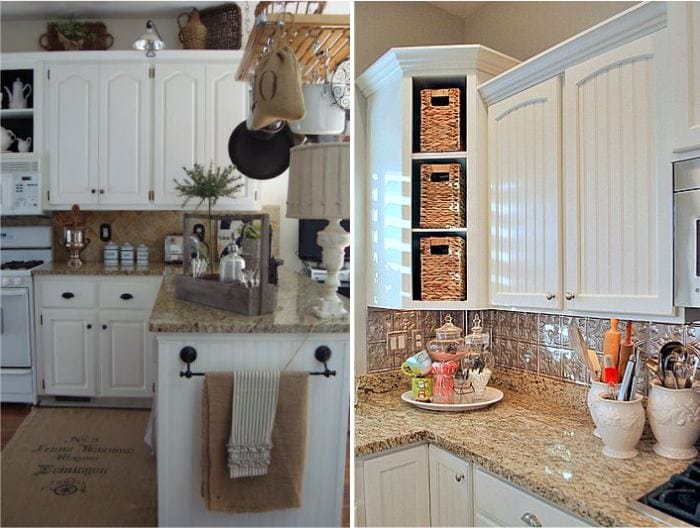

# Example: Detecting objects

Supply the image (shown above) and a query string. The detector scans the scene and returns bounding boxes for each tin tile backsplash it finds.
[366,308,699,388]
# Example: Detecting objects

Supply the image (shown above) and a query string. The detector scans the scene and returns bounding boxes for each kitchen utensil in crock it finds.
[659,341,684,387]
[227,120,296,180]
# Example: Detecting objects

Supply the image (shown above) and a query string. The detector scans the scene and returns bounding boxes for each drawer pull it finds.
[86,324,92,329]
[521,512,542,527]
[545,292,555,300]
[120,293,133,300]
[455,474,464,482]
[61,292,75,299]
[565,292,575,301]
[102,324,108,330]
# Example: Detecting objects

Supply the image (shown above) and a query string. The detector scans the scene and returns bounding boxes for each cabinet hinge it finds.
[152,382,155,393]
[42,379,45,390]
[47,69,50,80]
[47,190,50,202]
[40,314,43,325]
[148,190,154,201]
[149,66,155,78]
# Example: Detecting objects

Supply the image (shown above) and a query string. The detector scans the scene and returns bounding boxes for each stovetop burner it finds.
[0,260,45,270]
[637,461,700,526]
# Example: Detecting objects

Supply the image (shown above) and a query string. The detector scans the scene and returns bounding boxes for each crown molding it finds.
[478,1,667,106]
[357,45,520,98]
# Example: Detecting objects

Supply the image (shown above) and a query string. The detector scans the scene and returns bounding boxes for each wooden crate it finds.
[419,163,464,228]
[174,275,277,315]
[419,88,462,152]
[419,236,465,301]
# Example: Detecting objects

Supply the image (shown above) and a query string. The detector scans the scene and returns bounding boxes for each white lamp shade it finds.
[287,142,350,219]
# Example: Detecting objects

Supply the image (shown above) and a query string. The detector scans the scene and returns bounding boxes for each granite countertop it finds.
[32,261,174,277]
[148,269,349,334]
[355,377,689,527]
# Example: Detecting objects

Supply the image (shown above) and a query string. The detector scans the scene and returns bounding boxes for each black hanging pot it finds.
[228,120,297,180]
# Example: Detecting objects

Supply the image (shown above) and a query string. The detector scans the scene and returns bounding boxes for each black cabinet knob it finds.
[99,189,104,194]
[61,292,75,299]
[91,189,96,194]
[120,293,133,300]
[86,324,92,329]
[102,324,107,330]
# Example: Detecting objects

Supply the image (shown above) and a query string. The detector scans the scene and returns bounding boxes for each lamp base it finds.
[313,219,350,320]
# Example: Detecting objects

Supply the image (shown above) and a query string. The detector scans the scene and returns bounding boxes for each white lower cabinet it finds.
[36,276,160,399]
[358,445,591,528]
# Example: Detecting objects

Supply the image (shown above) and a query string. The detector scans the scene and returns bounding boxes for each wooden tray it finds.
[174,275,277,315]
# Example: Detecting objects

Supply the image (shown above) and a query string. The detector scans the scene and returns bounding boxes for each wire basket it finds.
[199,3,242,49]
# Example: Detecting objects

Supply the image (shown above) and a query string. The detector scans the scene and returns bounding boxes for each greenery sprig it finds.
[175,163,243,216]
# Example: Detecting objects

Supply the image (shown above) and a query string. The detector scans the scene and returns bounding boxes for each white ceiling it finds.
[426,1,486,18]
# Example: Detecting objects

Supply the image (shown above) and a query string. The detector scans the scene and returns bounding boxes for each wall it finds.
[366,308,700,391]
[354,1,466,73]
[462,1,635,61]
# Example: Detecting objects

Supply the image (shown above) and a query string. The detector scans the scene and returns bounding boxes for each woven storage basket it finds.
[419,88,462,153]
[39,22,114,51]
[419,236,466,301]
[419,163,464,228]
[199,3,242,49]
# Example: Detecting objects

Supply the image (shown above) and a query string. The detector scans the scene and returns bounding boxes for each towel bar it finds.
[178,345,337,379]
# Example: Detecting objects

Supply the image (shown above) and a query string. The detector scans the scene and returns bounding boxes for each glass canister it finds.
[219,242,246,283]
[120,242,135,265]
[103,241,119,266]
[136,244,149,266]
[463,313,495,399]
[426,315,467,362]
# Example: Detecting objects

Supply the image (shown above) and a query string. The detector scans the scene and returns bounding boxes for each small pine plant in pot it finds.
[175,163,244,273]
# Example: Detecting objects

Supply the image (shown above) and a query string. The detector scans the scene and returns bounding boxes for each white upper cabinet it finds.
[563,30,672,316]
[489,77,561,310]
[153,63,206,206]
[47,63,99,205]
[669,1,700,153]
[98,63,151,205]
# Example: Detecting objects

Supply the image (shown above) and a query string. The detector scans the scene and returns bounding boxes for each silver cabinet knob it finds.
[455,474,464,482]
[565,292,575,300]
[521,512,542,527]
[545,292,555,300]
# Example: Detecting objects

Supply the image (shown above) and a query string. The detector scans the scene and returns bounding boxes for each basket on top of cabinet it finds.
[419,88,462,152]
[419,162,464,228]
[419,236,466,301]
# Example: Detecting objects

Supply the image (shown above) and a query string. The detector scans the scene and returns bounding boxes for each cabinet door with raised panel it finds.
[363,445,430,527]
[489,77,561,310]
[41,309,97,396]
[153,63,205,205]
[563,31,672,316]
[98,63,151,205]
[99,310,153,398]
[429,445,472,527]
[47,63,99,205]
[204,64,259,210]
[669,1,700,152]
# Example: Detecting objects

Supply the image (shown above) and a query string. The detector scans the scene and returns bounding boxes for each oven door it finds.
[0,287,31,367]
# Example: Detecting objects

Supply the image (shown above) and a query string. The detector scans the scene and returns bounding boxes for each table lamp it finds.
[287,142,350,318]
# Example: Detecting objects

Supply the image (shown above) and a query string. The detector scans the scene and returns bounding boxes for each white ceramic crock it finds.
[647,381,700,460]
[596,393,645,459]
[587,380,608,439]
[289,84,345,135]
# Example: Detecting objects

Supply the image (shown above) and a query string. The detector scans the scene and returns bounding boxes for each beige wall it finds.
[354,1,465,73]
[463,1,636,61]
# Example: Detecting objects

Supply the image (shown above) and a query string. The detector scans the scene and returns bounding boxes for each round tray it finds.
[401,386,504,412]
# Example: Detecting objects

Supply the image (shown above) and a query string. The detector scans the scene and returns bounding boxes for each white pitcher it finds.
[4,78,32,109]
[0,126,16,152]
[16,136,31,153]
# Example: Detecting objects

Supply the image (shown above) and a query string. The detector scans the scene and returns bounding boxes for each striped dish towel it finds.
[227,370,281,479]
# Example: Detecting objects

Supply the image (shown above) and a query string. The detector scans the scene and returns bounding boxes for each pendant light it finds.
[133,20,165,57]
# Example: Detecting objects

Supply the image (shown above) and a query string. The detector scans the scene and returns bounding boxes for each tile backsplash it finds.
[366,307,699,388]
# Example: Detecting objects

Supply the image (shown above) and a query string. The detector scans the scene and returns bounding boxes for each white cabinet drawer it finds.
[99,279,160,310]
[474,468,590,527]
[41,280,98,308]
[1,369,34,397]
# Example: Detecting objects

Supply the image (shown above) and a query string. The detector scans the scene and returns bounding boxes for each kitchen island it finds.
[150,270,349,527]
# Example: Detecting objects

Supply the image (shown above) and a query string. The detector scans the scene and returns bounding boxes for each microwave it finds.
[674,157,700,308]
[0,156,44,216]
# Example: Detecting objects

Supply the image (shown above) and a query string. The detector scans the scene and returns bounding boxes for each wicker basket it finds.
[419,236,466,301]
[178,9,208,49]
[39,22,114,51]
[199,3,242,50]
[419,163,464,228]
[419,88,462,153]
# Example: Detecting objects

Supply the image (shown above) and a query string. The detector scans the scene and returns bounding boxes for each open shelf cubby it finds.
[411,75,466,154]
[1,68,34,154]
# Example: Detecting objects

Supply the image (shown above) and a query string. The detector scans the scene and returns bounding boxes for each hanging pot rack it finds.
[235,3,350,84]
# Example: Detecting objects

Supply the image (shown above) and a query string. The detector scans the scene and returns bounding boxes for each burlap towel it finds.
[201,372,308,513]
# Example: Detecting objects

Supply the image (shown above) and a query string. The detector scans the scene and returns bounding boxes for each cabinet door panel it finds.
[98,63,150,205]
[100,310,152,397]
[47,64,99,205]
[153,63,205,205]
[363,445,430,527]
[429,445,472,527]
[42,309,97,396]
[563,31,672,315]
[489,77,561,310]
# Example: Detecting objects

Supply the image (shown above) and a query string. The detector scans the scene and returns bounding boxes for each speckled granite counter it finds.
[355,375,689,527]
[149,269,349,334]
[33,261,173,276]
